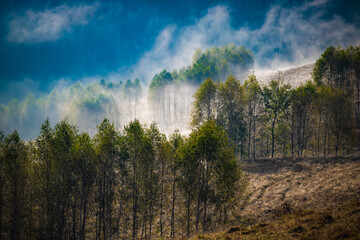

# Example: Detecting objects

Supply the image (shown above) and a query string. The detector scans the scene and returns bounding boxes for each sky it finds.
[0,0,360,104]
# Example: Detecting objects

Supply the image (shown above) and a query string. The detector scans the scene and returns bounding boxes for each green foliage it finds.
[244,74,261,101]
[217,75,247,155]
[243,74,262,159]
[183,44,253,84]
[191,78,217,126]
[261,75,292,158]
[313,46,350,89]
[313,45,360,128]
[1,131,29,239]
[177,120,243,235]
[149,44,254,93]
[327,89,356,154]
[291,81,317,157]
[149,69,173,90]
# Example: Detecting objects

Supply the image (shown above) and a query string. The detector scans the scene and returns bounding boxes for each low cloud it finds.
[127,0,360,82]
[126,6,233,83]
[7,3,98,43]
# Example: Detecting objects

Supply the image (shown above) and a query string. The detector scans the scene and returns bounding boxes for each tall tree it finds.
[169,130,183,238]
[191,78,218,127]
[72,133,96,240]
[291,81,317,157]
[314,46,360,128]
[217,75,247,155]
[261,76,292,158]
[0,131,4,239]
[244,74,261,159]
[2,131,29,240]
[53,119,78,240]
[34,119,57,239]
[178,120,243,235]
[94,119,119,240]
[124,120,154,239]
[328,89,355,156]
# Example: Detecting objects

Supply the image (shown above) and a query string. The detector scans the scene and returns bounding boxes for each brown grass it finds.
[192,155,360,239]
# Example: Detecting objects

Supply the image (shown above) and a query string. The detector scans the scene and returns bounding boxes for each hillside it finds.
[254,62,315,86]
[193,154,360,239]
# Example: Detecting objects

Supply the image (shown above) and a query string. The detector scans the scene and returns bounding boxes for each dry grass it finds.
[192,155,360,239]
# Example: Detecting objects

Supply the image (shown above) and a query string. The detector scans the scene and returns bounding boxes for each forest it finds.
[0,44,359,239]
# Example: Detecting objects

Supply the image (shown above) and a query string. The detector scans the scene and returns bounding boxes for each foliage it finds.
[182,43,254,84]
[149,43,254,92]
[191,78,218,126]
[313,45,360,128]
[261,75,292,158]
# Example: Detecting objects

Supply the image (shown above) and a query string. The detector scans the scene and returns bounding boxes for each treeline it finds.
[149,43,254,89]
[0,119,244,239]
[148,44,253,131]
[313,46,360,128]
[191,46,359,159]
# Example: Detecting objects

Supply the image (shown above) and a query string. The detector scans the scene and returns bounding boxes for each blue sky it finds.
[0,0,359,104]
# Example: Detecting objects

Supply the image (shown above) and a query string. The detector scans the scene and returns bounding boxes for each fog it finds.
[0,60,318,140]
[0,79,198,139]
[1,0,359,139]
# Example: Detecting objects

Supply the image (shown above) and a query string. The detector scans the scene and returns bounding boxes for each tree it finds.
[169,130,183,238]
[328,89,355,156]
[0,131,4,239]
[313,46,360,128]
[72,133,96,240]
[53,119,78,240]
[94,119,119,240]
[177,120,243,235]
[2,131,29,240]
[183,44,254,84]
[217,75,247,156]
[34,119,57,239]
[146,124,169,238]
[261,75,292,158]
[348,46,360,128]
[149,70,173,90]
[244,74,261,159]
[177,132,200,237]
[191,78,218,126]
[291,81,317,157]
[124,120,155,239]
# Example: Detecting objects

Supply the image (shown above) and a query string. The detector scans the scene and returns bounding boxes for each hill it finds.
[254,62,315,87]
[192,154,360,239]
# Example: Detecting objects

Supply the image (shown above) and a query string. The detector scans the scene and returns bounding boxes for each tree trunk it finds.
[248,102,252,160]
[132,167,137,240]
[159,163,165,238]
[170,171,176,238]
[253,103,257,159]
[202,171,209,234]
[186,194,191,238]
[271,119,276,159]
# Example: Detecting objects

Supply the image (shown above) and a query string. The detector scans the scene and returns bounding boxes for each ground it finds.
[192,154,360,239]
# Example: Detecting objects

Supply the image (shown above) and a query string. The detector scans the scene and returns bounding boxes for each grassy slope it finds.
[193,155,360,239]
